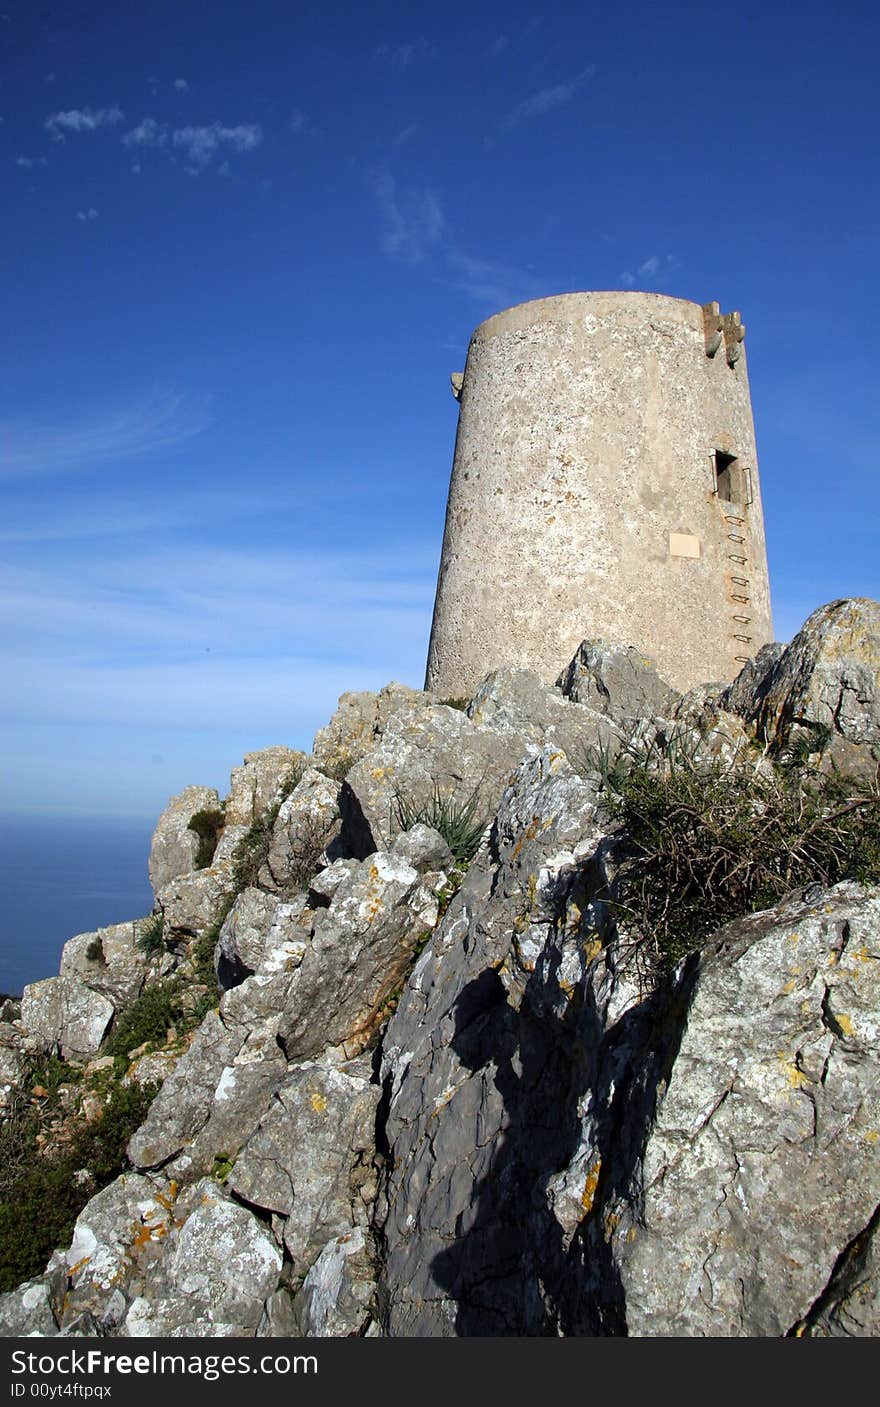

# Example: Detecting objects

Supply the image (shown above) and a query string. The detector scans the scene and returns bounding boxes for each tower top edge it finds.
[472,290,716,341]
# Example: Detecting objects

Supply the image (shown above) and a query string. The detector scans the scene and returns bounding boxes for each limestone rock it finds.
[468,667,618,769]
[0,1275,59,1336]
[277,849,440,1061]
[724,598,880,756]
[574,882,880,1337]
[60,921,149,1010]
[215,888,309,989]
[312,682,434,778]
[157,862,237,942]
[149,785,222,894]
[390,823,453,875]
[121,1180,281,1337]
[127,1010,246,1169]
[212,746,309,864]
[291,1226,376,1337]
[556,640,680,721]
[229,1057,378,1274]
[20,974,114,1060]
[57,1174,177,1331]
[342,699,531,857]
[259,767,341,893]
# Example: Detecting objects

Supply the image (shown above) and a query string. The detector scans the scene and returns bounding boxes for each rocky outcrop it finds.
[149,785,222,894]
[2,597,878,1339]
[723,597,880,765]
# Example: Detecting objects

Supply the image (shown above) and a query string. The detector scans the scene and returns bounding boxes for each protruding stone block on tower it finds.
[425,291,774,699]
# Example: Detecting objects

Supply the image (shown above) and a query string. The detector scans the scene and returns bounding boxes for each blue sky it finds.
[2,0,878,820]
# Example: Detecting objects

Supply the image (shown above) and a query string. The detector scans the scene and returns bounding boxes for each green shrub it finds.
[85,937,104,963]
[187,808,225,869]
[0,1073,157,1293]
[394,782,489,864]
[606,735,880,979]
[103,982,181,1058]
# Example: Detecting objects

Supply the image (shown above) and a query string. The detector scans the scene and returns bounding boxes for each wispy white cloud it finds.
[45,105,124,140]
[122,116,168,147]
[0,544,435,737]
[172,121,263,169]
[370,168,444,264]
[444,248,543,307]
[0,389,212,481]
[15,155,48,168]
[375,38,439,71]
[619,253,680,287]
[289,107,317,136]
[174,78,189,92]
[488,35,510,58]
[502,64,596,129]
[76,207,99,221]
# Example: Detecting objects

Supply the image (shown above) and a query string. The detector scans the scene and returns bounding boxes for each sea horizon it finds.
[0,810,155,997]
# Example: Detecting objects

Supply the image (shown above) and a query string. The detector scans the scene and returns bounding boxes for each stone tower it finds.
[425,290,773,697]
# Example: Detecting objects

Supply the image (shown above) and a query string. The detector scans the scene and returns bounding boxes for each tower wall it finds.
[425,291,773,697]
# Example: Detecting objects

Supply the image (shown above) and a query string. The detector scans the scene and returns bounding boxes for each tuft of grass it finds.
[85,937,104,963]
[604,731,880,979]
[394,782,488,865]
[136,912,165,957]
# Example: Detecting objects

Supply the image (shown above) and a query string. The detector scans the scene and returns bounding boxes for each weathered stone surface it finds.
[556,640,679,721]
[724,598,880,755]
[277,850,440,1061]
[378,791,880,1339]
[20,975,114,1060]
[308,858,359,907]
[0,1276,59,1336]
[342,699,531,857]
[390,823,453,875]
[467,668,619,773]
[212,746,309,864]
[0,1026,26,1107]
[292,1226,376,1337]
[312,682,434,776]
[121,1180,281,1337]
[58,1174,177,1330]
[259,767,341,894]
[127,1011,245,1169]
[60,921,149,1010]
[149,785,221,894]
[215,888,309,988]
[157,862,237,941]
[377,749,607,1336]
[575,882,880,1337]
[230,1058,378,1274]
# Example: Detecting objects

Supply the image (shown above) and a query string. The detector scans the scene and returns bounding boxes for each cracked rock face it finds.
[725,597,880,755]
[377,742,880,1336]
[149,785,222,894]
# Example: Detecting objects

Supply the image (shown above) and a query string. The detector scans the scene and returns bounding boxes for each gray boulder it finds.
[259,767,341,893]
[342,699,532,858]
[278,849,442,1061]
[229,1057,378,1273]
[291,1226,376,1337]
[556,640,679,721]
[215,887,310,989]
[723,597,880,757]
[60,921,149,1010]
[0,1276,60,1336]
[149,785,222,894]
[157,861,237,943]
[312,682,434,777]
[121,1180,281,1337]
[213,746,308,864]
[20,974,114,1060]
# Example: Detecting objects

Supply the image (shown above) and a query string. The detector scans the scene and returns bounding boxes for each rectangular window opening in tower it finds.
[713,451,751,506]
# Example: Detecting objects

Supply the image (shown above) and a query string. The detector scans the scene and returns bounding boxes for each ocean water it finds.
[0,813,155,997]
